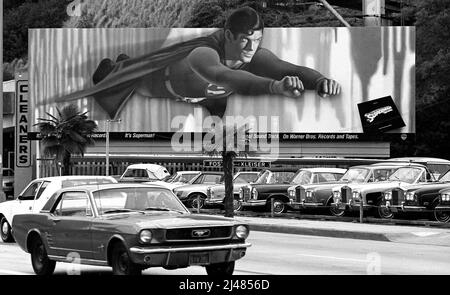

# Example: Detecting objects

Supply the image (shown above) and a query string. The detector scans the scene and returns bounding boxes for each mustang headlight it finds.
[139,230,153,244]
[384,191,392,201]
[352,191,361,199]
[239,188,243,198]
[306,191,313,198]
[406,192,415,201]
[251,187,258,199]
[235,225,249,239]
[333,191,341,199]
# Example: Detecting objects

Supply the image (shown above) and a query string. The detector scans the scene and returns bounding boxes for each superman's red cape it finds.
[54,30,225,119]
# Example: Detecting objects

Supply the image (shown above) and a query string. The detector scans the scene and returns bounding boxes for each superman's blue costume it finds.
[56,30,326,119]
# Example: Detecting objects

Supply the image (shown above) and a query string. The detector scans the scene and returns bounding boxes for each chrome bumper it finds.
[241,200,265,207]
[130,242,252,254]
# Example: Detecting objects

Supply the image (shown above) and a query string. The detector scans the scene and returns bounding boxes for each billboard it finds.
[29,27,415,134]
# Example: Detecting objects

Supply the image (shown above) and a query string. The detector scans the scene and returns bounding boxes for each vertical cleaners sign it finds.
[15,80,30,167]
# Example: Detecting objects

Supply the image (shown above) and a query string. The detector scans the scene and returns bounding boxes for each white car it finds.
[0,175,117,242]
[150,171,201,190]
[119,164,170,183]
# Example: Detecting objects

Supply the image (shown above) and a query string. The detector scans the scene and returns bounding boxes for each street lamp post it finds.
[105,119,121,176]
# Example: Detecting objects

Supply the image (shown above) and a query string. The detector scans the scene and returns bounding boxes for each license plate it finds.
[189,253,210,265]
[338,204,346,210]
[390,207,398,213]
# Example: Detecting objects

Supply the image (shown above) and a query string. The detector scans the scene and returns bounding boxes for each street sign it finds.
[15,80,30,167]
[203,160,271,168]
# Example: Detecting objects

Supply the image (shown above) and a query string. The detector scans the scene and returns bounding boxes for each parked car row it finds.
[114,158,450,223]
[233,159,450,223]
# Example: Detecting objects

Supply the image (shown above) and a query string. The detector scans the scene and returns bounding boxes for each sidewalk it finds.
[234,215,450,247]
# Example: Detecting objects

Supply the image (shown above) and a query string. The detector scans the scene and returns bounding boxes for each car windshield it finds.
[339,168,370,183]
[93,187,188,215]
[192,174,223,184]
[234,173,259,184]
[254,171,270,184]
[439,170,450,182]
[2,169,13,177]
[368,168,398,182]
[254,171,295,184]
[169,173,199,183]
[291,170,312,185]
[388,167,424,183]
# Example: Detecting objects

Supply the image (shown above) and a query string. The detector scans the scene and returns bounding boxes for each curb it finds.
[247,223,391,242]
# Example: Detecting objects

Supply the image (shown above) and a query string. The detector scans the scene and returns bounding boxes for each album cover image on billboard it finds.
[357,96,406,134]
[29,27,415,133]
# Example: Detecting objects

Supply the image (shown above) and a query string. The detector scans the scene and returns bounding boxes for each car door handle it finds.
[53,218,61,223]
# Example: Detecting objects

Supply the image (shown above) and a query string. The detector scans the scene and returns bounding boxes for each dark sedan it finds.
[12,183,251,275]
[239,167,346,215]
[435,188,450,223]
[382,169,450,221]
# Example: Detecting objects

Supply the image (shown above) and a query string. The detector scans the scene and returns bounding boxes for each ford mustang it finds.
[11,183,251,275]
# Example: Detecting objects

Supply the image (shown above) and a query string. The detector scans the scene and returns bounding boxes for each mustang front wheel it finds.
[1,217,14,243]
[30,237,56,275]
[205,261,235,276]
[112,243,142,275]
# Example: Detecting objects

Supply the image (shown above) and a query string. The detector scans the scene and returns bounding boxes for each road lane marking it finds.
[296,253,367,263]
[0,269,30,275]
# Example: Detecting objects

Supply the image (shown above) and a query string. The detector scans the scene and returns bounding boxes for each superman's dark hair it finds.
[224,6,264,37]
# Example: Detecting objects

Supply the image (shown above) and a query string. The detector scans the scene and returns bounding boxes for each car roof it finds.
[32,175,117,182]
[300,167,347,173]
[199,171,223,175]
[370,162,426,168]
[125,164,167,171]
[262,167,299,172]
[386,157,450,164]
[175,171,201,174]
[56,182,168,193]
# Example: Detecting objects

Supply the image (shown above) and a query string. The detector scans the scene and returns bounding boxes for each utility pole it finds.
[363,0,392,26]
[0,0,5,202]
[105,119,121,176]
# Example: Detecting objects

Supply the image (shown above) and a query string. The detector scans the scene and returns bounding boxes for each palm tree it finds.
[35,104,97,176]
[204,124,250,218]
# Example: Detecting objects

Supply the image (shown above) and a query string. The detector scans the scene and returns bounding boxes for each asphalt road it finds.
[1,231,449,275]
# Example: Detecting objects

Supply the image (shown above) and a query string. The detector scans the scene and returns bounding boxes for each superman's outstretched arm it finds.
[248,48,341,97]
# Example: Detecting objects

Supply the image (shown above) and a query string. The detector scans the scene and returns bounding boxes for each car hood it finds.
[250,183,292,194]
[298,181,347,192]
[102,213,239,229]
[210,183,250,194]
[148,181,186,190]
[174,183,216,192]
[345,181,412,193]
[406,182,450,195]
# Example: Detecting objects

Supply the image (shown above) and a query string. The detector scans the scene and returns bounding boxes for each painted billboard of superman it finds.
[56,6,341,119]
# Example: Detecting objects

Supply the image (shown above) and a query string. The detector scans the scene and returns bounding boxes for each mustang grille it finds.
[165,227,233,241]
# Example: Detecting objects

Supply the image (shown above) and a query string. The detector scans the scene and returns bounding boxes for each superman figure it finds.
[57,6,341,119]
